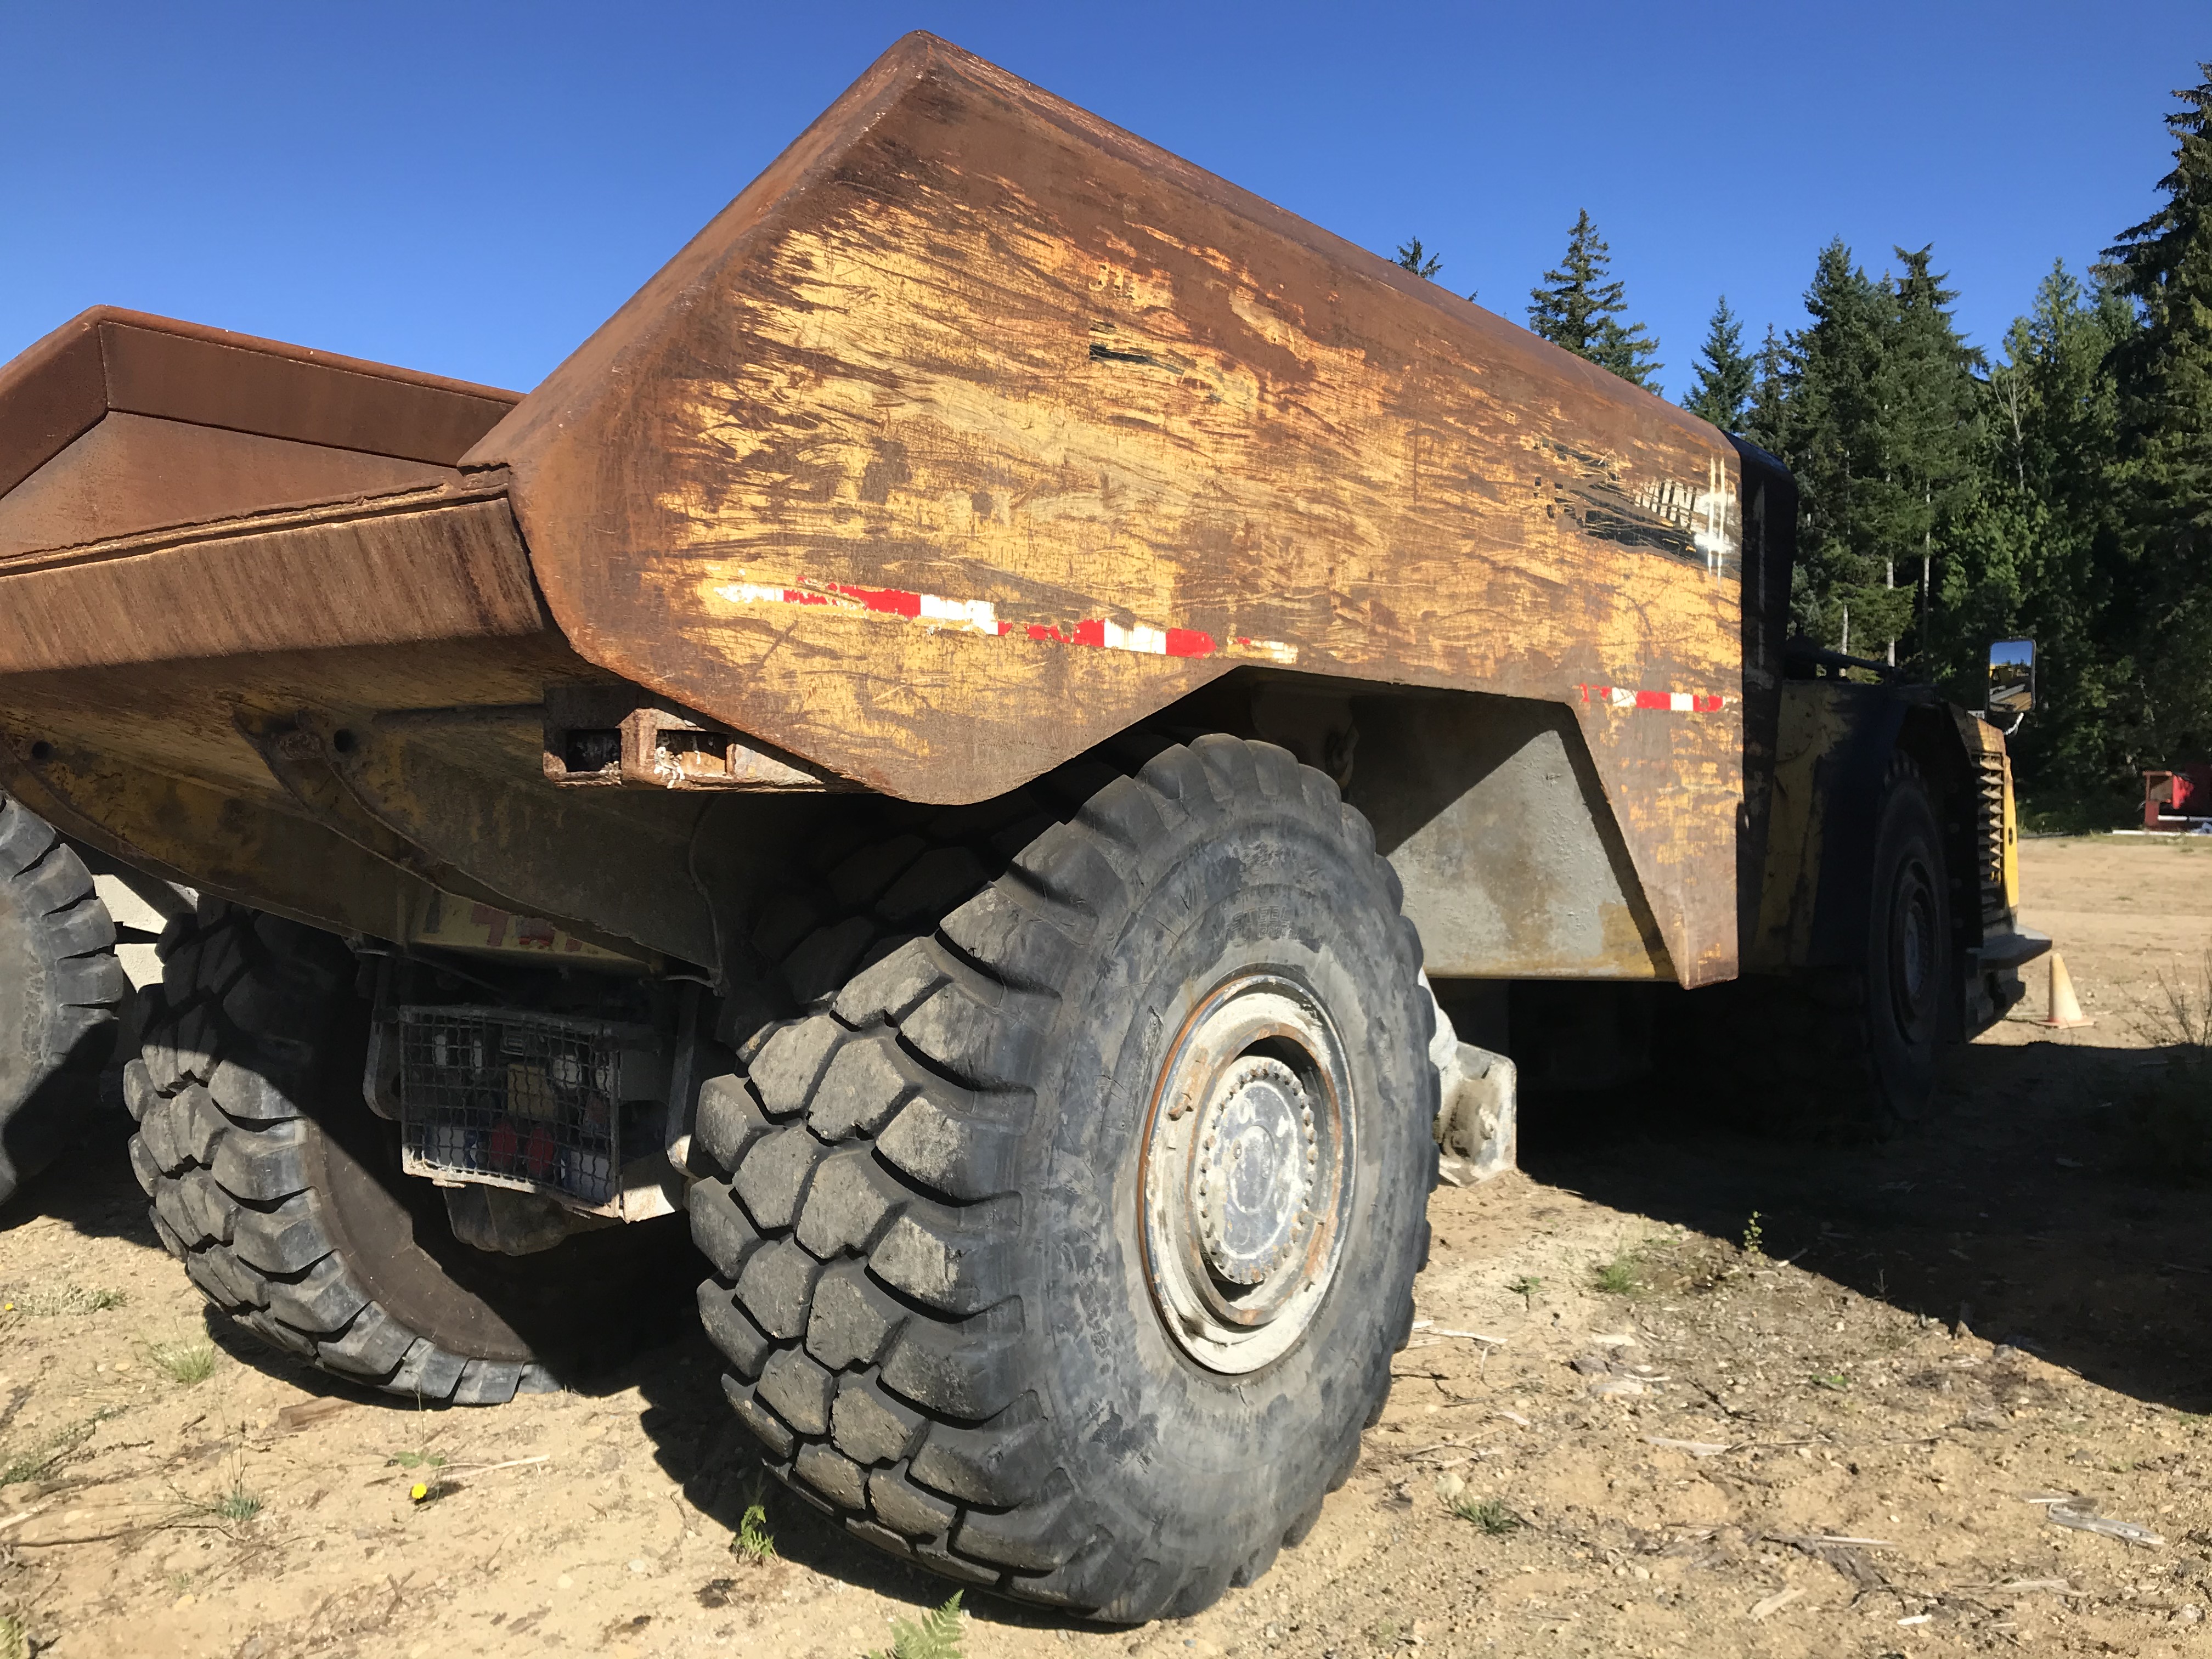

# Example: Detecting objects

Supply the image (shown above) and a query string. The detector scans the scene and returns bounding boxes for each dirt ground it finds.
[3,834,2208,1658]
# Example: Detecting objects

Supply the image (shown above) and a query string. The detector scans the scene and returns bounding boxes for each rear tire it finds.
[0,795,126,1206]
[690,737,1435,1620]
[127,900,686,1401]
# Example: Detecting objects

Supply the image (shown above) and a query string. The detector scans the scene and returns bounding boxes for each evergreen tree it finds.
[1867,246,1985,663]
[1733,68,2212,821]
[1395,237,1443,279]
[1742,325,1793,458]
[2106,64,2212,767]
[1937,262,2134,805]
[1771,242,1984,662]
[1527,211,1662,388]
[1684,296,1755,430]
[1774,240,1897,651]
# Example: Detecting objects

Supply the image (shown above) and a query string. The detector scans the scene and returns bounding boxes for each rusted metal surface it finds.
[473,32,1749,983]
[0,304,793,972]
[1347,694,1672,979]
[0,34,1760,985]
[315,713,729,964]
[0,308,516,495]
[0,415,452,561]
[539,687,851,792]
[0,487,545,675]
[0,732,433,941]
[0,726,697,971]
[0,308,516,558]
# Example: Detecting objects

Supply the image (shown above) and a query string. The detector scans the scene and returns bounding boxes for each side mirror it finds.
[1987,639,2036,716]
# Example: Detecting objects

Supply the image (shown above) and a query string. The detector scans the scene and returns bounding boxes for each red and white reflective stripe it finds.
[715,577,1296,664]
[1023,618,1215,657]
[1577,684,1729,714]
[721,580,1012,636]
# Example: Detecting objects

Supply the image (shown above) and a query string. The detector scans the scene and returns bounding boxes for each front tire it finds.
[1680,756,1951,1137]
[690,737,1435,1620]
[1861,759,1950,1124]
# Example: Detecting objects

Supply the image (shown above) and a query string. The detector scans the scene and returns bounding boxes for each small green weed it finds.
[215,1480,262,1523]
[0,1612,24,1659]
[1592,1246,1647,1297]
[868,1592,964,1659]
[734,1478,776,1565]
[1449,1494,1524,1534]
[1812,1372,1849,1392]
[387,1449,447,1471]
[144,1340,217,1385]
[1507,1274,1543,1311]
[1,1283,125,1317]
[1741,1212,1765,1259]
[0,1410,115,1487]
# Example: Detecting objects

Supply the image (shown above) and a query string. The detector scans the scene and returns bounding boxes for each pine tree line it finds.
[1390,64,2212,821]
[1734,64,2212,819]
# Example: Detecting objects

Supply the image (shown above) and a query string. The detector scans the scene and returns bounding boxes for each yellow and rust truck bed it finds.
[0,33,1770,986]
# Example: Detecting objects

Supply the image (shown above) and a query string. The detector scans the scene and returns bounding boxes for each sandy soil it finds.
[2,835,2208,1658]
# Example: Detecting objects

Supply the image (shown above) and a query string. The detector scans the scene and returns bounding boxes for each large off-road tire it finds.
[1685,756,1951,1136]
[690,736,1435,1621]
[126,900,687,1402]
[0,795,127,1206]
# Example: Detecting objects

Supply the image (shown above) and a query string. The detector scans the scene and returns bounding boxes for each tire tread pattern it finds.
[1677,754,1943,1138]
[126,901,553,1402]
[0,794,127,1204]
[690,736,1420,1620]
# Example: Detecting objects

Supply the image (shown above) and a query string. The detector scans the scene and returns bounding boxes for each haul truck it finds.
[0,34,2045,1621]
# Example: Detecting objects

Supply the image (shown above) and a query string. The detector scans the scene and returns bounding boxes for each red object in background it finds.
[2143,761,2212,828]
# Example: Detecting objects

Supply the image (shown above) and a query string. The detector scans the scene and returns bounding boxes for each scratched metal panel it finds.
[476,32,1748,984]
[0,493,546,676]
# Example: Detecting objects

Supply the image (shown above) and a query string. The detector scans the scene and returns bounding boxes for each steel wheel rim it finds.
[1138,970,1356,1374]
[1889,854,1938,1041]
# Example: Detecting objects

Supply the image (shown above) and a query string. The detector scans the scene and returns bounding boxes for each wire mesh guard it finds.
[397,1006,637,1211]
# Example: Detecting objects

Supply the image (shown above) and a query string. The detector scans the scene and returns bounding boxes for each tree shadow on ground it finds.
[1519,1032,2212,1413]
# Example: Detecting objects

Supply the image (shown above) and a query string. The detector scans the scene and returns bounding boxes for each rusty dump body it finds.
[0,32,2012,1003]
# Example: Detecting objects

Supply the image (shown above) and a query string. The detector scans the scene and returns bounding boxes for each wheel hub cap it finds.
[1891,857,1937,1035]
[1195,1058,1317,1285]
[1140,972,1355,1374]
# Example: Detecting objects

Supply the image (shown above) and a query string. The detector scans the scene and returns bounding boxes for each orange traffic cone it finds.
[2039,950,2095,1029]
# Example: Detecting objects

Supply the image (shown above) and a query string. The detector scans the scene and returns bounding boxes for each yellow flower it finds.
[409,1482,430,1503]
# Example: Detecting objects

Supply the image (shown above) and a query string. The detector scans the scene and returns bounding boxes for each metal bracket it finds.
[541,685,856,792]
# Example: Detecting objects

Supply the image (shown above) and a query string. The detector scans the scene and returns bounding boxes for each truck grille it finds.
[1975,750,2008,926]
[396,1006,638,1211]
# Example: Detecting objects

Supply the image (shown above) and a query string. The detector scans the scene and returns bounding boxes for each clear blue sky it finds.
[4,3,2200,401]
